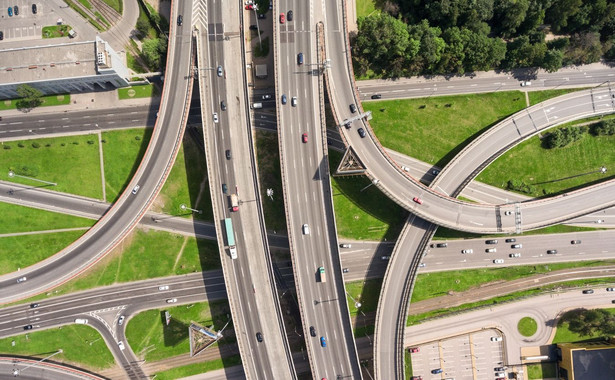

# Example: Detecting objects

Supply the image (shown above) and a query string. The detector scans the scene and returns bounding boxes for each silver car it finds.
[217,65,223,77]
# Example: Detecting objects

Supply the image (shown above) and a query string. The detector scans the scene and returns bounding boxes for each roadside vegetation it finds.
[154,356,242,380]
[554,308,615,343]
[528,88,585,105]
[518,316,538,337]
[42,25,73,38]
[0,90,70,112]
[255,131,287,233]
[118,84,158,99]
[0,325,114,370]
[527,362,557,380]
[0,203,94,234]
[346,279,382,317]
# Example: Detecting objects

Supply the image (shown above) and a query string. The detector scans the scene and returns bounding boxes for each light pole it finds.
[180,204,202,214]
[13,349,63,376]
[8,170,57,186]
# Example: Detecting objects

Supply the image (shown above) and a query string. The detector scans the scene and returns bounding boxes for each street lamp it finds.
[180,204,202,214]
[8,170,57,186]
[13,349,63,376]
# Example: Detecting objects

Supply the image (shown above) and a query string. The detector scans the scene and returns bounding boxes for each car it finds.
[30,303,39,308]
[409,347,419,353]
[493,259,504,264]
[302,224,310,235]
[297,52,304,65]
[225,149,231,160]
[256,332,263,342]
[547,249,558,254]
[509,253,521,258]
[291,96,297,107]
[461,249,473,254]
[356,128,366,138]
[118,341,125,350]
[166,298,178,303]
[8,7,12,16]
[17,276,27,283]
[607,288,615,292]
[349,104,357,113]
[511,244,522,249]
[14,5,18,15]
[381,255,390,260]
[496,378,506,380]
[412,197,423,204]
[287,10,293,21]
[486,248,497,253]
[419,262,426,267]
[217,65,223,77]
[118,315,125,325]
[582,289,594,294]
[24,325,33,330]
[302,133,308,143]
[221,100,226,110]
[320,336,326,347]
[431,368,443,374]
[491,336,502,341]
[280,13,285,23]
[310,326,316,337]
[495,366,508,371]
[504,210,513,215]
[0,31,3,40]
[344,122,351,129]
[597,219,604,224]
[222,183,228,193]
[435,243,448,248]
[74,318,88,324]
[132,185,140,194]
[343,268,349,273]
[281,94,287,104]
[158,285,169,291]
[262,94,272,100]
[505,238,516,243]
[177,15,183,26]
[258,12,266,19]
[486,239,498,244]
[571,240,581,244]
[245,4,253,10]
[612,300,615,304]
[32,4,37,14]
[431,169,440,175]
[249,24,258,31]
[495,372,507,377]
[410,377,423,380]
[213,113,219,123]
[371,94,382,99]
[340,243,351,248]
[401,166,410,172]
[521,81,532,86]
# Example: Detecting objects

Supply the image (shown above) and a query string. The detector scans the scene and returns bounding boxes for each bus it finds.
[224,218,237,259]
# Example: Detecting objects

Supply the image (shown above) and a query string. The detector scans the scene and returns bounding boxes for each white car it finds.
[131,185,140,195]
[158,285,169,291]
[509,253,521,258]
[213,113,219,123]
[520,81,531,86]
[217,65,223,77]
[16,276,27,283]
[118,315,125,326]
[118,341,125,350]
[491,336,503,342]
[291,96,297,107]
[302,224,310,235]
[401,166,410,172]
[166,298,177,303]
[493,259,504,264]
[461,249,473,254]
[419,263,426,268]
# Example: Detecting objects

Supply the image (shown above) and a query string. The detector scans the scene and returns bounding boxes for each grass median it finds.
[527,362,557,379]
[154,356,242,380]
[118,84,158,99]
[0,202,94,234]
[518,316,538,337]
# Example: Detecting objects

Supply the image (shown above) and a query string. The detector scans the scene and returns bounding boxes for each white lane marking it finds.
[9,122,22,125]
[61,117,69,120]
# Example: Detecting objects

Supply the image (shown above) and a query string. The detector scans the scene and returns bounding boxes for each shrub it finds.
[543,126,587,149]
[18,143,25,148]
[135,136,141,141]
[32,142,41,148]
[3,145,11,150]
[87,140,95,145]
[591,119,615,136]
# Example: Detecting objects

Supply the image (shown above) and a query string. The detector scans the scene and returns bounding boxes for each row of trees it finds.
[353,0,615,77]
[560,308,615,337]
[542,119,615,149]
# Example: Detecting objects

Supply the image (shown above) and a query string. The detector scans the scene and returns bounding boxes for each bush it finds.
[32,142,41,148]
[506,179,535,194]
[591,119,615,136]
[135,136,141,141]
[87,140,95,145]
[18,143,24,148]
[3,145,11,150]
[543,126,587,149]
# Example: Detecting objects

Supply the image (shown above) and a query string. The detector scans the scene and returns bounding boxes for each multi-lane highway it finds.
[274,0,362,377]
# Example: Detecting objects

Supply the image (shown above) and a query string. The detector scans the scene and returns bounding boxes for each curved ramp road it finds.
[0,0,194,305]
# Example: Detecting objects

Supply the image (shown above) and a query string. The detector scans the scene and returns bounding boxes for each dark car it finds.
[505,238,516,243]
[222,183,228,193]
[349,104,357,113]
[582,289,594,294]
[30,303,39,308]
[431,368,443,374]
[371,94,382,99]
[177,15,183,26]
[287,10,293,21]
[221,100,226,110]
[14,5,19,15]
[32,4,37,14]
[486,239,498,244]
[258,12,266,19]
[607,287,615,292]
[571,240,581,244]
[297,52,304,65]
[24,325,33,330]
[358,128,366,138]
[0,31,3,40]
[547,249,558,254]
[344,122,351,129]
[310,326,316,337]
[256,332,263,342]
[225,149,231,160]
[8,7,13,17]
[249,24,258,31]
[281,94,287,104]
[435,243,448,248]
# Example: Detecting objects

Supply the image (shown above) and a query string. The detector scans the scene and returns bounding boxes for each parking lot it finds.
[0,1,45,41]
[409,329,506,380]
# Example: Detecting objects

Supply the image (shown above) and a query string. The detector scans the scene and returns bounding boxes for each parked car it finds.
[249,24,258,31]
[431,368,443,374]
[7,7,13,17]
[14,5,18,15]
[491,336,502,342]
[412,197,423,204]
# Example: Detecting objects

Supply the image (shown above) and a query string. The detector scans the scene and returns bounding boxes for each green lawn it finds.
[411,260,615,303]
[0,134,102,199]
[102,0,121,13]
[41,25,73,38]
[0,230,88,275]
[0,94,71,110]
[356,0,377,19]
[126,301,230,362]
[256,131,286,233]
[102,128,152,202]
[0,325,114,370]
[404,349,413,378]
[346,279,383,316]
[528,88,585,105]
[118,84,157,99]
[154,356,242,380]
[363,92,527,167]
[0,203,94,234]
[527,362,557,379]
[156,133,213,221]
[477,130,615,197]
[518,316,538,337]
[552,308,615,343]
[330,150,407,241]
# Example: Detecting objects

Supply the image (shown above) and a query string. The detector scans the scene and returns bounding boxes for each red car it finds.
[413,197,423,205]
[409,347,419,353]
[280,13,285,23]
[245,4,253,9]
[302,133,308,143]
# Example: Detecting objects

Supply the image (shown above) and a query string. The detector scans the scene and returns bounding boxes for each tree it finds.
[16,84,43,111]
[543,126,586,148]
[540,49,564,72]
[591,119,615,136]
[564,32,603,65]
[493,0,530,37]
[438,27,466,74]
[136,18,150,39]
[461,28,506,72]
[504,35,547,68]
[141,38,167,69]
[409,20,446,73]
[545,0,582,32]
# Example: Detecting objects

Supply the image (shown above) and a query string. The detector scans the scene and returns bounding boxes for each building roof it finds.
[572,347,615,380]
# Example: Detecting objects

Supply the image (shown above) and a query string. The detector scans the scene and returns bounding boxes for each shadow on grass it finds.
[160,311,190,348]
[113,127,154,203]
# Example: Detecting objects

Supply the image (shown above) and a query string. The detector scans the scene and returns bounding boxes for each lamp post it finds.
[8,170,57,186]
[13,349,63,376]
[180,204,202,214]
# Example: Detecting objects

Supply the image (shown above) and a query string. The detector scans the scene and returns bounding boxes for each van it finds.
[252,103,263,109]
[297,52,304,65]
[75,318,88,324]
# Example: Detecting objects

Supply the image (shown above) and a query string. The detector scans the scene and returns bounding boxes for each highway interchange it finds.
[1,0,615,379]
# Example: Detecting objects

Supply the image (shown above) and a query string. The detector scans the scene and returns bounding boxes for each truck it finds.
[224,218,237,259]
[230,194,239,212]
[319,266,326,282]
